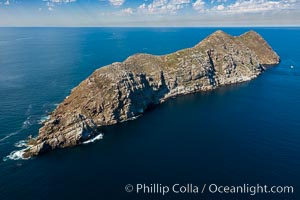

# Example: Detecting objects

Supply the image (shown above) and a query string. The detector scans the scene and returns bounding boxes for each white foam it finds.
[3,138,36,161]
[83,133,103,144]
[14,140,28,148]
[3,132,103,161]
[22,119,32,128]
[3,149,29,161]
[119,115,142,123]
[38,115,50,124]
[127,115,142,121]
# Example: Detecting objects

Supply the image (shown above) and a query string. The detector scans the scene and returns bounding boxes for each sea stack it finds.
[23,30,280,157]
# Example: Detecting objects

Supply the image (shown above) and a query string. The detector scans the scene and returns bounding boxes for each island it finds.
[23,30,280,158]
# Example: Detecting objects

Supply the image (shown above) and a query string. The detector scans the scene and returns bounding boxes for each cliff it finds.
[23,30,280,158]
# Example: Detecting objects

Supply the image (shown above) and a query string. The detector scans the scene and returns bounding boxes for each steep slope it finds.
[23,30,280,157]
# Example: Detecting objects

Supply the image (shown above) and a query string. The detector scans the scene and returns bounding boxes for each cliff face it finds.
[23,30,280,157]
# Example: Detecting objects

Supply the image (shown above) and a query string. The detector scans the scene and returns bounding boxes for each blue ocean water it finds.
[0,27,299,200]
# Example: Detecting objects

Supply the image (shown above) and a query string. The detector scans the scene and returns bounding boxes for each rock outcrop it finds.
[23,30,280,158]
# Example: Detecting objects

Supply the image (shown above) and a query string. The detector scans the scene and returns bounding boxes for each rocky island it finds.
[23,30,280,158]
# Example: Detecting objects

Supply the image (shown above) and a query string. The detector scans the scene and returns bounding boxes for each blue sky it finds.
[0,0,299,26]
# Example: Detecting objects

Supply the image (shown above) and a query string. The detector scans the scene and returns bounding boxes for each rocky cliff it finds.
[23,30,280,158]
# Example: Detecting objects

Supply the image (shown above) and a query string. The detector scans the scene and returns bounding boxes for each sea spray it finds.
[38,115,50,124]
[3,149,30,161]
[83,133,104,144]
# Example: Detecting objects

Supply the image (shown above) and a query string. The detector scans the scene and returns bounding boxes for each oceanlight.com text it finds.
[125,183,294,196]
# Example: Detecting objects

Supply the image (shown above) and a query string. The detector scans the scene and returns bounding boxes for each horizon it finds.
[0,0,299,26]
[0,25,299,28]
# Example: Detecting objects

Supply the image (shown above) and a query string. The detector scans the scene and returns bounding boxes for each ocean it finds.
[0,27,299,200]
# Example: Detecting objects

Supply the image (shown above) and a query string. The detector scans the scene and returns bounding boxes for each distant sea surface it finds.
[0,27,299,200]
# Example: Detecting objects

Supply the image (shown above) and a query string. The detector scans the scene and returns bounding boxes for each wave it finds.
[0,131,19,142]
[3,140,33,161]
[127,114,142,121]
[22,115,41,129]
[0,115,34,143]
[3,148,30,161]
[0,115,38,144]
[38,102,59,124]
[25,104,33,116]
[14,140,27,148]
[4,132,104,161]
[38,115,50,124]
[1,103,59,161]
[23,113,51,128]
[22,118,33,129]
[2,103,57,142]
[83,133,104,144]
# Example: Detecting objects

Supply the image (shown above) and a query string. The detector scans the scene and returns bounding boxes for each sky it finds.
[0,0,299,26]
